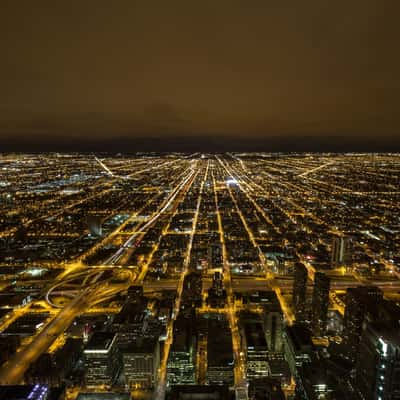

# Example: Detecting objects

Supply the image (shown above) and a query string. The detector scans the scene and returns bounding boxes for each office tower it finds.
[311,272,330,336]
[244,322,269,381]
[84,332,121,387]
[263,293,284,354]
[206,316,234,385]
[283,324,313,378]
[122,337,160,389]
[331,236,352,266]
[167,316,196,385]
[265,310,284,355]
[355,321,400,400]
[344,286,383,358]
[292,262,308,322]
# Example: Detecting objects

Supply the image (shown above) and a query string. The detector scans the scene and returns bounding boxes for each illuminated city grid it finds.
[0,153,399,400]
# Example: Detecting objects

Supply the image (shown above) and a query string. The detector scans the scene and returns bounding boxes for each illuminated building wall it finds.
[122,338,160,389]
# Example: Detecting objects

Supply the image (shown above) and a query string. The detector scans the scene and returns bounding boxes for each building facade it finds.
[292,262,308,322]
[84,332,121,387]
[311,272,330,337]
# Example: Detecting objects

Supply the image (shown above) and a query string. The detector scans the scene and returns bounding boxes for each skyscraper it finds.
[251,291,284,355]
[167,316,196,385]
[311,272,330,336]
[331,236,352,266]
[244,322,269,380]
[343,286,383,358]
[292,262,308,322]
[122,337,160,389]
[84,332,121,387]
[283,324,313,380]
[206,316,234,385]
[265,309,284,354]
[355,320,400,400]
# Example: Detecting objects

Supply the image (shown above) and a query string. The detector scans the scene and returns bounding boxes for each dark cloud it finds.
[0,0,399,149]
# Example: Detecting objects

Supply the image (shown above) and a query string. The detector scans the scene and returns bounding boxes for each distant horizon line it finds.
[0,133,399,152]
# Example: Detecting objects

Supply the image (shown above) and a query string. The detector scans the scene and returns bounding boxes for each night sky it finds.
[1,1,399,151]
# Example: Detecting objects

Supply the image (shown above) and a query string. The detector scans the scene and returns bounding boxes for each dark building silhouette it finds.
[343,286,383,359]
[25,338,82,386]
[292,263,308,322]
[295,353,359,400]
[283,324,313,379]
[311,273,330,336]
[249,291,284,355]
[207,316,234,385]
[355,320,400,400]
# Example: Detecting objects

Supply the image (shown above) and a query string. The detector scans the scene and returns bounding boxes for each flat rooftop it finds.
[244,322,268,349]
[84,332,116,352]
